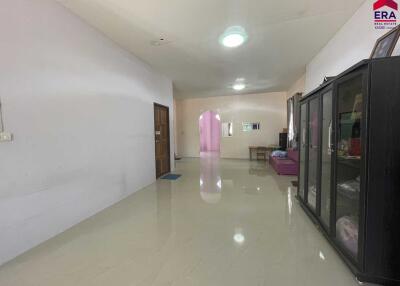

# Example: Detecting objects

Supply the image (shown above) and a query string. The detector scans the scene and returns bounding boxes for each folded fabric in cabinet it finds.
[308,185,317,207]
[336,216,359,257]
[338,180,360,200]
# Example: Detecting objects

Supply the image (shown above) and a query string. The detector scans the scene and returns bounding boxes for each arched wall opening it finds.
[199,111,221,154]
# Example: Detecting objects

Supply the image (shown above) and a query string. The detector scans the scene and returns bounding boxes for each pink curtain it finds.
[199,111,221,152]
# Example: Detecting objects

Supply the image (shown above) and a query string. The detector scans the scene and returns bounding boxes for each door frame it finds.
[198,110,222,154]
[154,103,171,178]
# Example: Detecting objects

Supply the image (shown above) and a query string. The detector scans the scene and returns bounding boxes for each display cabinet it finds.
[298,56,400,285]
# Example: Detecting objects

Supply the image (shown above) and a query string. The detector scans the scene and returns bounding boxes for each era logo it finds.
[373,0,398,28]
[375,10,397,19]
[374,0,398,10]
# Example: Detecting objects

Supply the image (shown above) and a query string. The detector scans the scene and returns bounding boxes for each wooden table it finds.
[249,146,281,161]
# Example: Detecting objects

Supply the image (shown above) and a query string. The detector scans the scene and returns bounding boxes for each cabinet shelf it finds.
[337,156,361,169]
[337,155,361,160]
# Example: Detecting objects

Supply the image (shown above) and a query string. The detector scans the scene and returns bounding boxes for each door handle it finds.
[328,121,332,154]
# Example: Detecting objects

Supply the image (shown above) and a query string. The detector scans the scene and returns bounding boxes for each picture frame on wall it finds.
[242,122,260,132]
[370,25,400,59]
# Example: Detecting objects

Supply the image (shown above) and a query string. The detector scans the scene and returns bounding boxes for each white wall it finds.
[176,92,287,159]
[0,0,173,266]
[305,0,389,93]
[287,74,306,99]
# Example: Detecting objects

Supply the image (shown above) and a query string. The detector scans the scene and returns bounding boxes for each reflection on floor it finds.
[0,154,372,286]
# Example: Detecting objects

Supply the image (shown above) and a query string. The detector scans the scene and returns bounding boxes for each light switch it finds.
[0,132,13,142]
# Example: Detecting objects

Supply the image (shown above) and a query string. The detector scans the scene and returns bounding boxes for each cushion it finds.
[287,149,299,162]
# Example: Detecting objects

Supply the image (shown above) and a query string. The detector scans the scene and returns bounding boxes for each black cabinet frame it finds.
[297,57,400,285]
[332,69,368,270]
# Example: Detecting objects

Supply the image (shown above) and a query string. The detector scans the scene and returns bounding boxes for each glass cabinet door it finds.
[299,103,308,200]
[335,74,363,261]
[320,90,333,229]
[307,98,320,211]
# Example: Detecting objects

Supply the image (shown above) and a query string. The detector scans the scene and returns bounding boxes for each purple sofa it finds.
[269,149,299,176]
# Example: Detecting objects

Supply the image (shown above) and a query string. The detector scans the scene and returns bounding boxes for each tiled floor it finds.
[0,154,368,286]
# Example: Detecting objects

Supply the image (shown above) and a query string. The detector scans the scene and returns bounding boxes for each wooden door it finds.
[154,103,170,178]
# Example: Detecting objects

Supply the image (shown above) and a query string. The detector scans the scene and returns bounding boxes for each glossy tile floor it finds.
[0,154,372,286]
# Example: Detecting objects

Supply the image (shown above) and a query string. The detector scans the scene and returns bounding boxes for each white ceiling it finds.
[57,0,365,98]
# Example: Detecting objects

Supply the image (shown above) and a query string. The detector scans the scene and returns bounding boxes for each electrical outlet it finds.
[0,132,13,142]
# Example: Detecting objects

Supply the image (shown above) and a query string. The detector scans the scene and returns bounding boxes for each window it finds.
[222,122,233,137]
[242,122,260,132]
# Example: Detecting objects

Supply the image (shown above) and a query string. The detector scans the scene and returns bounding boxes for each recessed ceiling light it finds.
[219,26,248,48]
[233,83,246,91]
[233,233,245,244]
[223,34,245,48]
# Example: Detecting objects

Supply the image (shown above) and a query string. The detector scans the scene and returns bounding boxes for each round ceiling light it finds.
[233,83,246,91]
[233,233,245,244]
[219,26,248,48]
